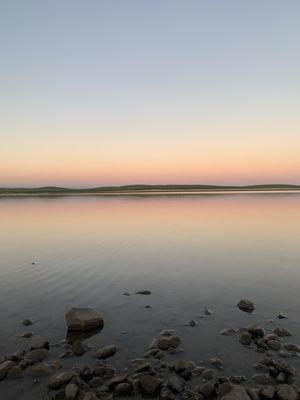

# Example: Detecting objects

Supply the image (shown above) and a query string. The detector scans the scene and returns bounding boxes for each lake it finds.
[0,193,300,398]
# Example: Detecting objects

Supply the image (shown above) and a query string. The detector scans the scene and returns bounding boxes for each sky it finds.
[1,0,300,187]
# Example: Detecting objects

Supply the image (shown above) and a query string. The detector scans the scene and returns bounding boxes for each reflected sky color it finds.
[1,1,300,186]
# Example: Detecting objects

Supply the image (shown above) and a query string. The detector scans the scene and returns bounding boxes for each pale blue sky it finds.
[1,1,300,186]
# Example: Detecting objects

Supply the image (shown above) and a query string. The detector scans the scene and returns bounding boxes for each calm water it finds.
[0,194,300,398]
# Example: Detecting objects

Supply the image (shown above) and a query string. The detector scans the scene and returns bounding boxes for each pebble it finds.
[22,318,34,326]
[94,345,117,359]
[278,312,288,319]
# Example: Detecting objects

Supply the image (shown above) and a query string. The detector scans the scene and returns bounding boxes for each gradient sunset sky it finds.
[1,1,300,187]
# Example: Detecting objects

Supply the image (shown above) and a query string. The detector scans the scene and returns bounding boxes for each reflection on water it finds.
[0,194,300,393]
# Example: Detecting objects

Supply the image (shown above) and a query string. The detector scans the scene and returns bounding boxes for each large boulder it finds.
[66,308,104,331]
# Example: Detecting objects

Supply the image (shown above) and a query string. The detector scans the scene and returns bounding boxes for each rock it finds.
[277,384,297,400]
[22,318,34,326]
[6,365,22,379]
[135,290,152,295]
[273,328,293,337]
[0,360,16,380]
[198,382,215,397]
[115,382,132,395]
[65,383,78,399]
[123,292,130,296]
[49,371,73,388]
[94,345,117,359]
[247,325,265,339]
[30,335,49,350]
[82,393,98,400]
[167,375,185,393]
[145,305,152,309]
[52,360,63,369]
[90,377,104,388]
[202,368,217,381]
[66,307,104,331]
[134,361,151,373]
[186,319,197,327]
[219,383,251,399]
[27,348,50,361]
[21,331,33,338]
[277,372,286,383]
[160,387,176,400]
[278,312,288,319]
[260,386,275,399]
[139,374,162,395]
[267,340,281,351]
[72,340,86,356]
[29,362,51,377]
[157,335,181,350]
[220,328,236,336]
[204,308,213,315]
[251,374,276,385]
[237,299,255,313]
[284,343,300,352]
[107,373,128,389]
[239,331,252,345]
[209,357,223,369]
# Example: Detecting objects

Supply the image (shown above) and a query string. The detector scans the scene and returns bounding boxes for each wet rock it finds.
[90,377,103,388]
[239,331,252,345]
[72,340,86,356]
[138,374,162,395]
[251,374,276,385]
[134,361,151,373]
[115,382,132,395]
[278,312,288,319]
[30,335,50,350]
[157,334,181,350]
[247,325,265,339]
[277,372,286,383]
[52,360,63,369]
[204,308,213,315]
[276,384,298,400]
[209,357,223,369]
[94,345,117,359]
[49,371,73,388]
[21,331,33,338]
[267,340,281,351]
[27,348,50,361]
[145,305,152,309]
[123,292,130,296]
[29,362,51,377]
[218,383,251,399]
[6,365,22,379]
[202,368,217,381]
[237,299,255,313]
[260,386,275,399]
[160,387,176,400]
[273,328,293,337]
[65,383,78,399]
[167,375,185,393]
[82,393,98,400]
[220,328,236,336]
[198,382,215,397]
[66,307,104,331]
[22,318,34,326]
[186,320,197,327]
[283,343,300,352]
[135,290,152,295]
[107,373,128,389]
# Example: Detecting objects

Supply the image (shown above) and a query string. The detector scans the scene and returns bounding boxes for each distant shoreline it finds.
[1,184,300,197]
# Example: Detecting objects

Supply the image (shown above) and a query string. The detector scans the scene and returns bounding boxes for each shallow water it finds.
[0,194,300,399]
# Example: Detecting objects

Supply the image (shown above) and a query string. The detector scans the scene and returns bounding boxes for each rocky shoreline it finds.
[0,300,299,400]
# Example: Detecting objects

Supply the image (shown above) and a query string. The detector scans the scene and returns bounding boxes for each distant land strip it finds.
[0,184,300,196]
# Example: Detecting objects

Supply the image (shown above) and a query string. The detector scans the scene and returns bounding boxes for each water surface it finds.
[0,194,300,398]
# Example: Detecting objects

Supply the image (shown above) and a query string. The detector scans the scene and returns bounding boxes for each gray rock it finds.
[22,318,34,326]
[123,292,130,296]
[251,374,276,385]
[135,290,152,295]
[66,307,104,331]
[219,383,251,399]
[204,308,213,315]
[65,383,78,399]
[0,360,15,379]
[239,331,252,345]
[198,382,215,397]
[30,335,49,350]
[90,377,103,388]
[107,373,128,389]
[283,343,300,352]
[267,340,281,351]
[220,328,236,336]
[138,374,162,395]
[247,325,265,339]
[94,344,117,359]
[278,312,288,319]
[115,382,132,395]
[260,386,275,399]
[72,340,86,356]
[48,371,73,388]
[186,319,197,327]
[277,384,298,400]
[160,387,176,400]
[237,299,255,313]
[273,328,293,337]
[6,366,22,379]
[167,375,185,393]
[21,331,33,338]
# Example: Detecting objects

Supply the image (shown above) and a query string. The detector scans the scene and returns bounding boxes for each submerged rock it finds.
[94,345,117,359]
[220,328,236,336]
[22,318,34,326]
[66,307,104,331]
[135,290,152,295]
[278,312,288,319]
[0,361,15,380]
[237,299,255,313]
[273,328,293,337]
